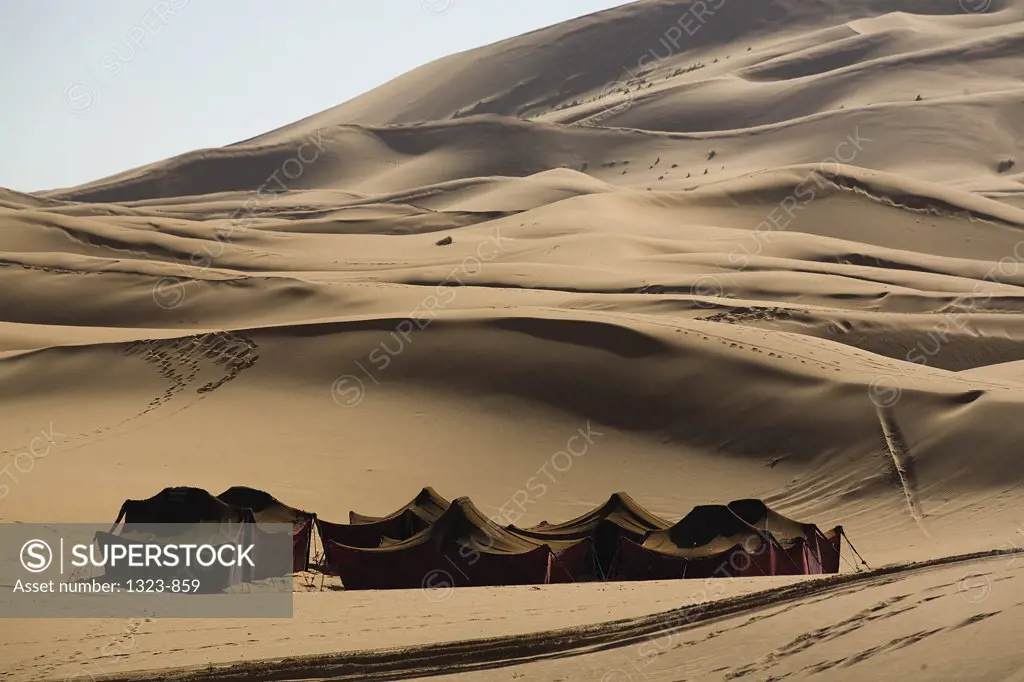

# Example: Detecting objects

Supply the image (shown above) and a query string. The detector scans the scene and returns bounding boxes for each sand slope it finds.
[3,0,1024,680]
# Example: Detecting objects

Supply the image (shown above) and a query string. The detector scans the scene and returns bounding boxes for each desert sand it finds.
[2,0,1024,679]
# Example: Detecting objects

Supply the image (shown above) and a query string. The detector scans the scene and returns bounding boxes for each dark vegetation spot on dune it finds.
[915,94,923,101]
[708,150,717,160]
[436,236,453,246]
[997,159,1016,173]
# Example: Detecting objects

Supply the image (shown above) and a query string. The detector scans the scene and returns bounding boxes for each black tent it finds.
[325,497,592,590]
[611,504,780,580]
[317,487,451,550]
[508,492,670,578]
[726,499,842,574]
[101,487,257,590]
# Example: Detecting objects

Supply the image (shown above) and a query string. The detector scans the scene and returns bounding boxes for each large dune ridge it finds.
[3,0,1024,679]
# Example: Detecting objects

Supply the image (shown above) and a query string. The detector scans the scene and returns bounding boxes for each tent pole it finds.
[108,504,127,534]
[607,539,624,582]
[772,533,802,575]
[750,546,768,576]
[842,529,870,570]
[554,551,576,583]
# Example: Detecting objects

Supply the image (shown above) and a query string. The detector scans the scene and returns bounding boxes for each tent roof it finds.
[510,492,670,539]
[348,487,451,525]
[333,497,585,556]
[118,487,254,525]
[726,499,819,544]
[640,505,766,559]
[113,487,254,546]
[318,507,427,548]
[217,486,314,525]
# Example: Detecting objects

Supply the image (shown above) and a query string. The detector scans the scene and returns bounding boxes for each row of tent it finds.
[317,488,844,588]
[109,486,844,590]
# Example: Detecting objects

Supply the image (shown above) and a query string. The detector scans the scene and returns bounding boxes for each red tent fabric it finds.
[325,497,591,590]
[819,526,843,574]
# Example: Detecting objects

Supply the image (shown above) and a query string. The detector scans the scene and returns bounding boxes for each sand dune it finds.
[4,0,1024,679]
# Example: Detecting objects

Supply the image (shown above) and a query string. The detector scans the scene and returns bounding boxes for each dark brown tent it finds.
[726,499,842,574]
[111,486,254,526]
[101,487,257,590]
[325,497,592,590]
[217,486,316,574]
[610,504,783,581]
[508,492,670,578]
[317,487,451,549]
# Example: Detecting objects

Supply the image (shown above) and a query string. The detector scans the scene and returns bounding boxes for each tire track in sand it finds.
[90,548,1024,682]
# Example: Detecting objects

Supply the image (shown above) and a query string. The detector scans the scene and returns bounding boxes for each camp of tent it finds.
[318,490,846,588]
[104,487,846,590]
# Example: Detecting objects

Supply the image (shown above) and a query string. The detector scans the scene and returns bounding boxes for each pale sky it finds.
[0,0,631,192]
